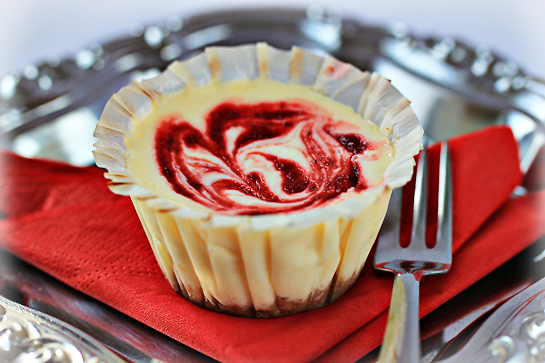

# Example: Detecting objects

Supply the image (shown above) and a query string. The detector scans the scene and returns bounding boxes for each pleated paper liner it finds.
[92,43,423,317]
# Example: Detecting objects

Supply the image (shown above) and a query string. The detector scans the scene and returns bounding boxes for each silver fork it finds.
[374,141,453,363]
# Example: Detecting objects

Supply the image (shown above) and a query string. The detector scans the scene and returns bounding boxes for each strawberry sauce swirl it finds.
[154,100,381,215]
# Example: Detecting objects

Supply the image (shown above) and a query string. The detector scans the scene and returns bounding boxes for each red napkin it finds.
[1,125,544,363]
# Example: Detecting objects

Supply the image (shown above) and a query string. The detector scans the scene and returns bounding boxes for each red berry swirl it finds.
[154,100,380,215]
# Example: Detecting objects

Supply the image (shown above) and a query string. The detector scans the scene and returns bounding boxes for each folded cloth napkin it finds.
[1,125,544,363]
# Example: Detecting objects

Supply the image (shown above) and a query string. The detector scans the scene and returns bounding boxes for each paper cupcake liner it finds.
[93,43,423,317]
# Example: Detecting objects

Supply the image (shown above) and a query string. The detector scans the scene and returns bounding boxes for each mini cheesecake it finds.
[93,43,423,317]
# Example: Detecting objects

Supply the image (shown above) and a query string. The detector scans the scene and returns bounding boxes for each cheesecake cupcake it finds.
[93,43,423,317]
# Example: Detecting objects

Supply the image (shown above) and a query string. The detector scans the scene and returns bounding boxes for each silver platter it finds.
[0,7,544,363]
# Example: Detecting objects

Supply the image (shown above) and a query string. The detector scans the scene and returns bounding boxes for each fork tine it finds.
[410,139,429,249]
[376,186,403,253]
[435,142,453,263]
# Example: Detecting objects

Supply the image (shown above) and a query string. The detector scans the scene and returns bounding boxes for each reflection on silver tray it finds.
[439,276,545,363]
[0,7,544,363]
[0,295,126,363]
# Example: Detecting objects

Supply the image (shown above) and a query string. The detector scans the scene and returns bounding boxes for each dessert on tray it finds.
[93,43,423,317]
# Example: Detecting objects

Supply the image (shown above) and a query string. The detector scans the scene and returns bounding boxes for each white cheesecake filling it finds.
[126,78,393,216]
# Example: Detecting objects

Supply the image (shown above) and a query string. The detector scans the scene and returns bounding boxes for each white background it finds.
[0,0,544,79]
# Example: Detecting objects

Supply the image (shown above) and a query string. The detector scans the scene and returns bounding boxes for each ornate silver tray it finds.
[1,7,544,363]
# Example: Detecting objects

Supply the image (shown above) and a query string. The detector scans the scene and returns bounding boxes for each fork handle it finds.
[378,272,422,363]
